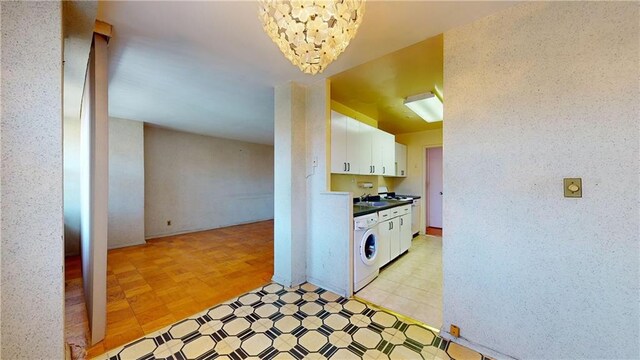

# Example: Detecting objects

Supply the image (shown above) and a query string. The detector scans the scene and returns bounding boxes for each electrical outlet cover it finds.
[564,178,582,198]
[450,324,460,337]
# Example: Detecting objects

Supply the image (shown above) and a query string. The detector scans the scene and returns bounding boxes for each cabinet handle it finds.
[373,166,376,173]
[348,163,351,171]
[383,166,385,174]
[344,162,347,171]
[401,218,403,226]
[389,222,392,230]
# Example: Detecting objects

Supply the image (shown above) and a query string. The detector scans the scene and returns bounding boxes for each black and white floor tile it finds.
[95,283,488,360]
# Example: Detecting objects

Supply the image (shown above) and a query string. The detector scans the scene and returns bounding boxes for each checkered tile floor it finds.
[95,283,487,360]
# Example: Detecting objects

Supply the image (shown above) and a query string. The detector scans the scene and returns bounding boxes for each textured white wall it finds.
[0,2,64,357]
[144,126,274,238]
[108,118,145,249]
[273,83,307,286]
[443,2,639,358]
[305,80,352,296]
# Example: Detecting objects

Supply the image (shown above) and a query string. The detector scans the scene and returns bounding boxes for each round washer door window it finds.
[360,230,378,265]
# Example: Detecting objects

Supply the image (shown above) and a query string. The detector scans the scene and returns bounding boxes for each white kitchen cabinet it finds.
[388,218,401,260]
[330,111,360,174]
[381,132,395,176]
[331,111,396,176]
[358,122,374,174]
[378,205,412,267]
[399,214,412,253]
[395,142,407,177]
[369,127,383,175]
[362,126,395,176]
[378,219,392,266]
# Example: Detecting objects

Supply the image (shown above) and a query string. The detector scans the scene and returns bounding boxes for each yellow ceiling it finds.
[330,34,443,135]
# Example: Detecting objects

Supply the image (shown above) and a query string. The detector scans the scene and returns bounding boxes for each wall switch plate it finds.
[564,178,582,198]
[450,324,460,337]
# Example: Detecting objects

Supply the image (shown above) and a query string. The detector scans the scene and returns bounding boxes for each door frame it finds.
[422,145,443,233]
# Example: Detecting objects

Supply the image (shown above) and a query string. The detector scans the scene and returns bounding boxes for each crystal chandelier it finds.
[258,0,366,75]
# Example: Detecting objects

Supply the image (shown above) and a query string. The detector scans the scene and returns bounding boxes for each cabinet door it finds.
[345,117,362,174]
[389,218,401,259]
[395,142,407,177]
[378,219,392,266]
[369,129,384,175]
[357,122,374,174]
[381,132,395,176]
[330,111,348,174]
[400,214,412,253]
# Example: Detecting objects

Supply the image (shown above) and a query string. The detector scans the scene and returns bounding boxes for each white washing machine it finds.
[354,213,380,292]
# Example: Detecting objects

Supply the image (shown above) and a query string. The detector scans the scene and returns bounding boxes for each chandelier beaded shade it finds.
[258,0,366,75]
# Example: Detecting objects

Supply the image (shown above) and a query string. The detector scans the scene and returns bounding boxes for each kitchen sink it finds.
[354,201,388,207]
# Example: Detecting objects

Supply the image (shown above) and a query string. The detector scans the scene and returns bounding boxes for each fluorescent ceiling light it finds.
[404,92,443,123]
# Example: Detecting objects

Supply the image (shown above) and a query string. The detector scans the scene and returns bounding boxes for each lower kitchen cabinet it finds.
[399,214,411,253]
[378,219,393,266]
[378,213,412,267]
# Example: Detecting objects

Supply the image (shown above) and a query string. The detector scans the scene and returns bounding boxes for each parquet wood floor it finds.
[426,227,443,236]
[65,220,274,360]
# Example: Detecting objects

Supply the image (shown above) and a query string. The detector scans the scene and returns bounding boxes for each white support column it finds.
[80,32,109,345]
[273,83,307,286]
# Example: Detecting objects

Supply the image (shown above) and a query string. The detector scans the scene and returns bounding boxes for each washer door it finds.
[360,229,378,266]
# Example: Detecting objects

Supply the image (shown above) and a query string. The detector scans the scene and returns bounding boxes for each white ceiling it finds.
[98,1,517,145]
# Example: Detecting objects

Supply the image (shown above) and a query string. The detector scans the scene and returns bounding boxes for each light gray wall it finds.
[65,117,146,253]
[443,2,639,359]
[144,126,274,238]
[108,118,145,249]
[0,2,65,358]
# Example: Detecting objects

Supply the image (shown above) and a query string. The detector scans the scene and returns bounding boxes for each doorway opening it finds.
[426,147,443,236]
[354,144,444,329]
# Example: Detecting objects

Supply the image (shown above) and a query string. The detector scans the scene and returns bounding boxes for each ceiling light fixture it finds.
[258,0,366,75]
[404,92,443,123]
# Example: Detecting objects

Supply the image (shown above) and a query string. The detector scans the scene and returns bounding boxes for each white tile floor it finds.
[356,235,443,329]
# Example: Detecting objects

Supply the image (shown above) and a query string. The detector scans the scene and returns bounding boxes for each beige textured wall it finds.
[144,126,274,238]
[442,2,639,358]
[0,2,64,357]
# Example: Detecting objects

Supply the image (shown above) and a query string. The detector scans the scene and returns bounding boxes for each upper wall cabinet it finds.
[331,111,361,174]
[331,111,397,176]
[395,143,407,177]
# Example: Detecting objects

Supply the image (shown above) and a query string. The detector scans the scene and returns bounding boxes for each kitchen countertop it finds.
[354,199,413,217]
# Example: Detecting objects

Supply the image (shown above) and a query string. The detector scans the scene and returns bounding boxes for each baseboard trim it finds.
[307,276,348,298]
[439,331,516,360]
[145,218,274,240]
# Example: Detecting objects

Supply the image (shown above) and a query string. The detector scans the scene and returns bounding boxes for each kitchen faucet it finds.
[360,193,370,202]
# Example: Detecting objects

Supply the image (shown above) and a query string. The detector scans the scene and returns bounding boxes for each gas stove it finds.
[379,192,414,201]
